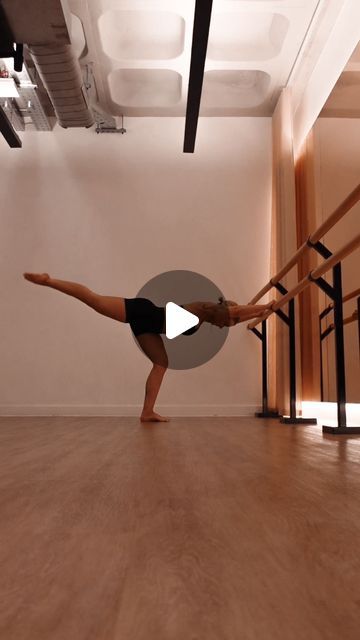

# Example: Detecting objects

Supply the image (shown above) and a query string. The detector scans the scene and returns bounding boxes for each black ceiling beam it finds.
[0,3,13,52]
[0,4,23,71]
[0,106,22,148]
[183,0,213,153]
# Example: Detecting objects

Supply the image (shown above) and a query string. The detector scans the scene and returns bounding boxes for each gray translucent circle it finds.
[134,270,229,370]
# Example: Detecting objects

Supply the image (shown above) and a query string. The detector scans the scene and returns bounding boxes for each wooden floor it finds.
[1,417,360,640]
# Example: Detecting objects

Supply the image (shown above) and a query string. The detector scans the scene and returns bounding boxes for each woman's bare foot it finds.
[140,412,170,423]
[23,272,50,285]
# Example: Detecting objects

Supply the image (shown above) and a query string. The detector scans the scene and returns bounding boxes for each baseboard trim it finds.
[0,404,260,417]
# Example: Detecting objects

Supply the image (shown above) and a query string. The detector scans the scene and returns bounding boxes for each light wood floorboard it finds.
[0,417,360,640]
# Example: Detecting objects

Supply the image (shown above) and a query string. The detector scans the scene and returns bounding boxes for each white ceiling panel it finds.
[67,0,322,117]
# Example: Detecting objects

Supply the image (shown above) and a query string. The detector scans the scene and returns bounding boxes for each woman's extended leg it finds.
[23,272,126,322]
[135,333,169,423]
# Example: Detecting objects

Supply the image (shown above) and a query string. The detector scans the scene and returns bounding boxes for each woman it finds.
[23,273,273,423]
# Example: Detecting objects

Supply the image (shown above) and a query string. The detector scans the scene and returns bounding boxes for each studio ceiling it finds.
[69,0,322,117]
[1,0,359,151]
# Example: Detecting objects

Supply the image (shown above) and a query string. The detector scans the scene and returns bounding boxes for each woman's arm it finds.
[226,303,273,322]
[184,300,274,328]
[199,302,230,327]
[200,301,274,326]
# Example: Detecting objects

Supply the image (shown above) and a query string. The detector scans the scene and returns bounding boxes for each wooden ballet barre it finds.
[249,282,273,305]
[310,232,360,279]
[309,183,360,244]
[342,309,358,327]
[342,287,360,304]
[271,242,310,285]
[248,243,310,304]
[249,242,311,304]
[247,232,360,330]
[343,309,358,326]
[271,276,309,311]
[247,308,274,330]
[248,183,360,305]
[326,309,358,334]
[322,286,360,313]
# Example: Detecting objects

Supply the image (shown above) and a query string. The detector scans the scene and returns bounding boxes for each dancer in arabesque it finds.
[23,273,273,422]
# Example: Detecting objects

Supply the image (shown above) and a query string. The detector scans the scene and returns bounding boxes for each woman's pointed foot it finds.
[140,412,170,423]
[23,272,50,285]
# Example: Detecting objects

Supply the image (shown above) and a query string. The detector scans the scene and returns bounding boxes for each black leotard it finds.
[180,305,200,335]
[124,298,200,338]
[124,298,164,337]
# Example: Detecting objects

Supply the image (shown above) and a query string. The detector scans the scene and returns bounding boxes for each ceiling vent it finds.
[27,43,93,128]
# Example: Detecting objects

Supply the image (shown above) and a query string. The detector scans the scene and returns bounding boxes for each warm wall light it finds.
[302,401,360,427]
[0,78,19,97]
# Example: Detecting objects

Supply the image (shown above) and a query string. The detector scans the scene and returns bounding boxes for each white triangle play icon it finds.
[165,302,199,340]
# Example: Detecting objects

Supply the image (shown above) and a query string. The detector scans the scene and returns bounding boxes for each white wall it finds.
[0,117,272,416]
[314,118,360,403]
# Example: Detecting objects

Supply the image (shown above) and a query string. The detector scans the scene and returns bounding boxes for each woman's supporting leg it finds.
[23,272,126,322]
[142,365,168,422]
[136,333,169,422]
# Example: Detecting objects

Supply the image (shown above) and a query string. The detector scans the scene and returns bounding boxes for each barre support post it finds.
[311,241,360,434]
[251,321,280,419]
[273,282,317,425]
[247,192,360,435]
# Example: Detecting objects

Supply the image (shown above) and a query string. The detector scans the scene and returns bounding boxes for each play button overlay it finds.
[134,270,230,370]
[166,302,199,339]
